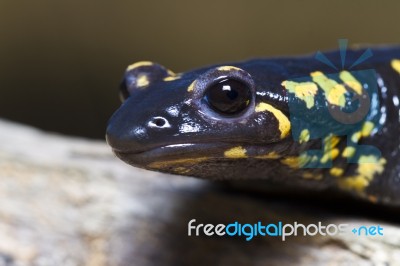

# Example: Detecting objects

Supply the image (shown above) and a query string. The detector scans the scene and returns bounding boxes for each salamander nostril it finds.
[148,116,171,129]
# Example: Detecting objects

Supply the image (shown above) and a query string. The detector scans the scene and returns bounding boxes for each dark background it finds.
[1,0,399,139]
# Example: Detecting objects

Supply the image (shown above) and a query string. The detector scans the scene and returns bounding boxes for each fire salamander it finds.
[106,47,400,206]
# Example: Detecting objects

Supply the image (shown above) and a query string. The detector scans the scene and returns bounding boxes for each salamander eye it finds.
[203,78,251,115]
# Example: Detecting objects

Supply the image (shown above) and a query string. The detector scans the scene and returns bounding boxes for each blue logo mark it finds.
[315,39,373,70]
[352,225,384,236]
[287,39,382,168]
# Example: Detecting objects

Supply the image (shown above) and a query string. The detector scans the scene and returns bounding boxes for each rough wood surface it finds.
[0,119,399,266]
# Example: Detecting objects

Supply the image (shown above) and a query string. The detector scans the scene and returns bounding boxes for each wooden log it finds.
[0,119,399,266]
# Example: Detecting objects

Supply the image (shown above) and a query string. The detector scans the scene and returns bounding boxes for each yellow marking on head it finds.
[342,147,356,158]
[299,129,310,144]
[361,121,374,137]
[148,157,209,169]
[136,74,149,87]
[255,102,291,138]
[217,66,242,72]
[311,71,347,107]
[163,74,181,82]
[174,167,191,174]
[351,131,361,143]
[224,146,247,158]
[163,69,181,82]
[338,155,386,192]
[187,81,196,92]
[127,61,154,71]
[391,59,400,74]
[302,172,323,180]
[282,81,318,109]
[339,71,363,95]
[330,167,344,177]
[254,151,281,159]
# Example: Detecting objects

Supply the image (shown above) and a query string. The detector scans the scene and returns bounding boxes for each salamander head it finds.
[106,61,297,179]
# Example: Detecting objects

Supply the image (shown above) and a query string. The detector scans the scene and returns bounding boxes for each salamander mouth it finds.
[112,140,293,170]
[112,140,300,181]
[113,142,234,164]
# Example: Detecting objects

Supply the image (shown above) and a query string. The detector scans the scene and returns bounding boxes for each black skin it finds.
[106,47,400,206]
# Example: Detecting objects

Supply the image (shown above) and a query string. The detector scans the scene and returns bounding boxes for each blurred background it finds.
[1,0,399,139]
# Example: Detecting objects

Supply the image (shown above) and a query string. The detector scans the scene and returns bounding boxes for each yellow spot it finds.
[330,167,344,177]
[187,81,196,92]
[282,81,318,109]
[302,172,313,179]
[367,195,378,203]
[391,59,400,74]
[136,74,149,87]
[339,71,363,95]
[342,147,356,158]
[299,129,310,144]
[224,146,247,158]
[331,148,340,159]
[163,69,180,81]
[339,175,369,192]
[320,148,339,164]
[361,121,374,137]
[338,155,386,192]
[351,132,361,143]
[311,71,347,107]
[174,167,191,174]
[255,151,281,159]
[148,157,208,169]
[320,135,341,163]
[357,156,386,182]
[324,135,340,150]
[281,156,300,168]
[127,61,153,71]
[302,172,323,180]
[167,69,176,76]
[164,74,181,82]
[255,102,291,138]
[217,66,242,72]
[281,154,315,168]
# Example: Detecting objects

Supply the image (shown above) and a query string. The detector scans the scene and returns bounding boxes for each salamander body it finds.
[107,47,400,206]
